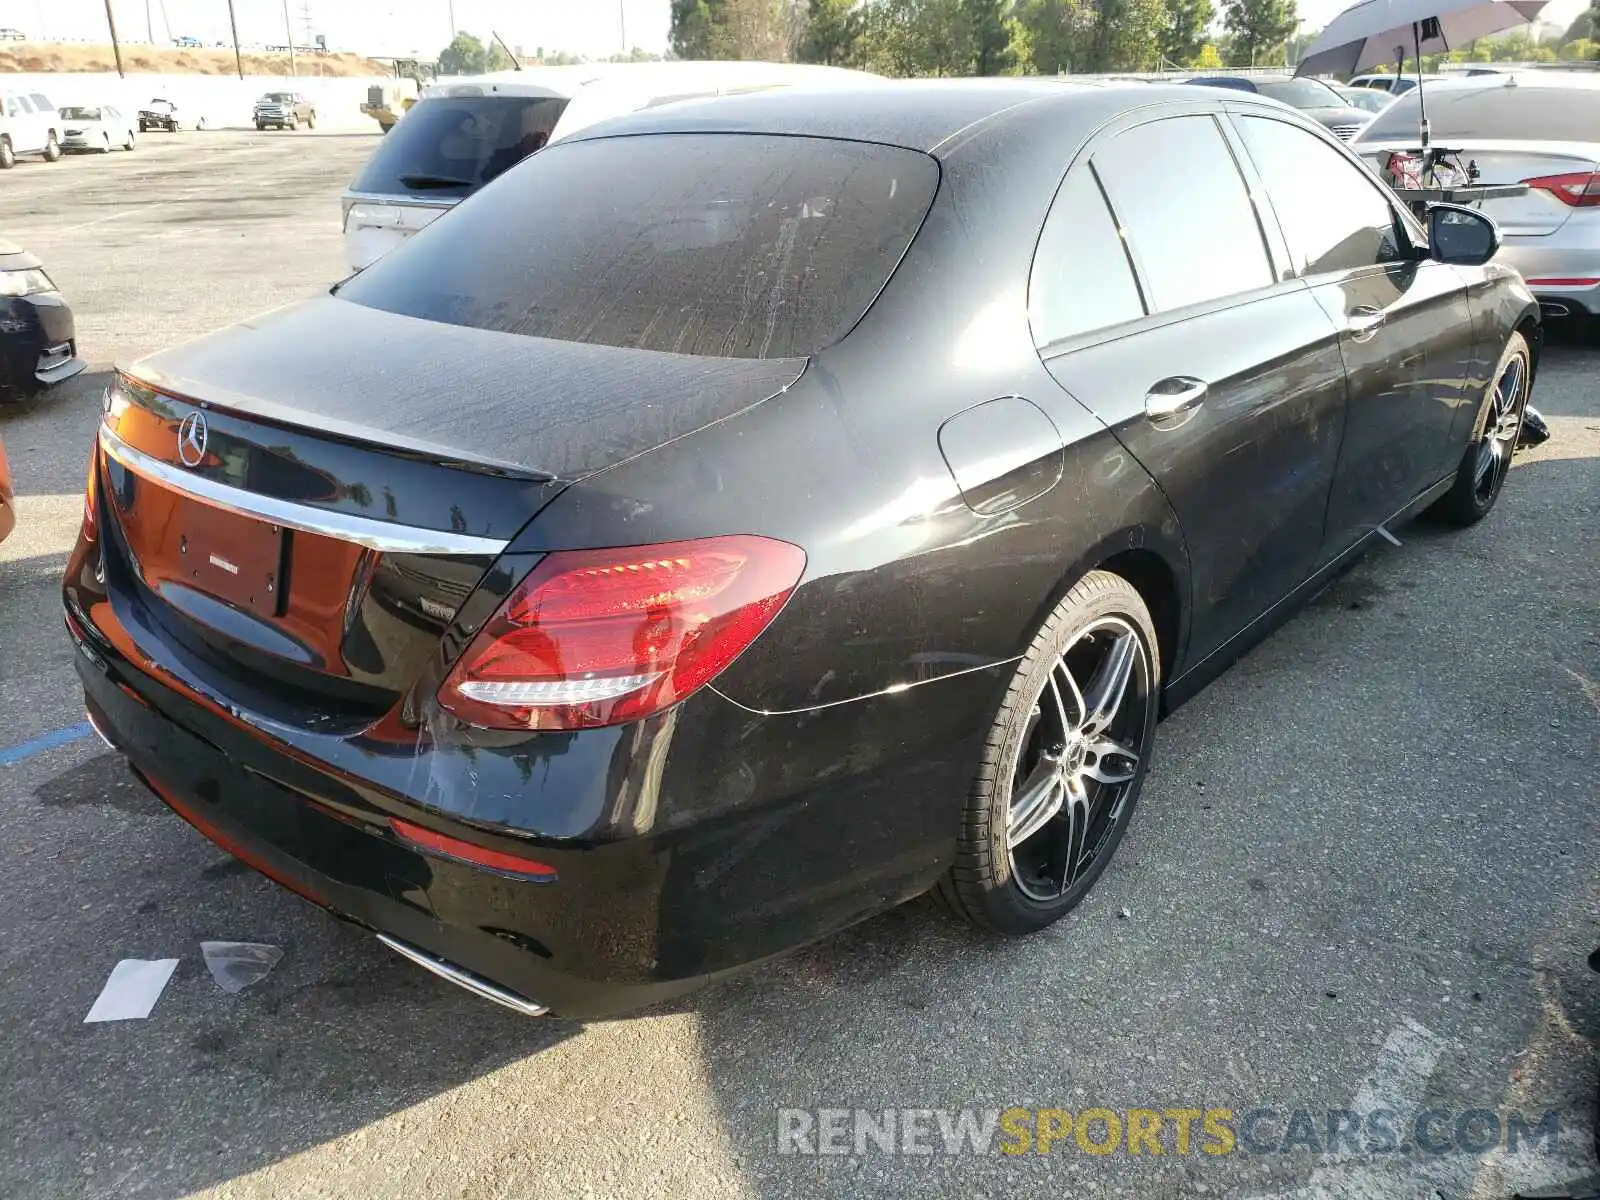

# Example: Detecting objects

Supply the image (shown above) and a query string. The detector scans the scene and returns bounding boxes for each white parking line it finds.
[57,203,172,233]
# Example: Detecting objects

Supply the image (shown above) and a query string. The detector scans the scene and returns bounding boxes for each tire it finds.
[286,116,297,131]
[43,132,61,162]
[0,137,13,169]
[138,120,148,132]
[124,129,136,150]
[938,570,1161,935]
[101,133,112,153]
[255,122,265,131]
[306,112,315,130]
[1428,331,1531,528]
[195,117,207,131]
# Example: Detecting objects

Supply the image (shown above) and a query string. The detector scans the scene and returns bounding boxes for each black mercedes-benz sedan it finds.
[65,80,1539,1018]
[1,239,86,399]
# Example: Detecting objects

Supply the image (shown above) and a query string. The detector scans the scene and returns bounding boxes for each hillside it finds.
[0,40,391,77]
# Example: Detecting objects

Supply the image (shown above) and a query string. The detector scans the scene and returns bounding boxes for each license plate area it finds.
[116,480,287,619]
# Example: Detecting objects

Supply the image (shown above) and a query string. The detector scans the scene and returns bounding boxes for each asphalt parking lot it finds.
[1,130,1597,1200]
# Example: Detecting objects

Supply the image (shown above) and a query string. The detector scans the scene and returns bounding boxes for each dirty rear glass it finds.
[338,133,939,359]
[349,94,571,199]
[1365,85,1600,142]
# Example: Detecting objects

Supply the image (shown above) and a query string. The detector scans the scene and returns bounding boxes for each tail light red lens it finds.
[437,535,806,731]
[1521,171,1600,208]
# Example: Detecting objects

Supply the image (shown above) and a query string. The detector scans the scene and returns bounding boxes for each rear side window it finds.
[30,94,53,112]
[340,133,939,359]
[1030,166,1145,347]
[1092,116,1274,313]
[1365,85,1600,142]
[350,94,571,198]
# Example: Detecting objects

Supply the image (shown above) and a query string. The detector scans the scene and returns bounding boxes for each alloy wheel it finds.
[1006,616,1151,902]
[1472,352,1527,506]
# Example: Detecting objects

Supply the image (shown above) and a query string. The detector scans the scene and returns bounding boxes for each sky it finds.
[20,0,672,59]
[16,0,1593,61]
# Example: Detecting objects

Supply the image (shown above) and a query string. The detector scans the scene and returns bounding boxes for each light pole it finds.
[282,0,297,75]
[620,0,627,55]
[102,0,125,77]
[226,0,244,79]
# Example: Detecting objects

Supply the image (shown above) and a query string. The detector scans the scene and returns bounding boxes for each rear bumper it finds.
[72,642,720,1018]
[1498,237,1600,316]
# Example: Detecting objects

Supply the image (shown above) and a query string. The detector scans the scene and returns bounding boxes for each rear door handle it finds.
[1144,377,1208,420]
[1348,306,1386,341]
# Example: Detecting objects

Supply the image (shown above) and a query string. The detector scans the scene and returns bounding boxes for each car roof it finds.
[561,77,1236,157]
[1420,70,1600,93]
[420,60,880,101]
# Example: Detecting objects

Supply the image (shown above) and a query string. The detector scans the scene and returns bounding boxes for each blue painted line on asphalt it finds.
[0,723,94,767]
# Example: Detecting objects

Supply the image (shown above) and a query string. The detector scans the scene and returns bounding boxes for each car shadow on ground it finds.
[0,392,1594,1199]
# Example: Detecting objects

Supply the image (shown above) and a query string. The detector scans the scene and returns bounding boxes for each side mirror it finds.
[1428,203,1500,266]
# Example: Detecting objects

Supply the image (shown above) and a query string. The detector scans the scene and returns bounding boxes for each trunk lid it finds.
[100,298,804,729]
[1360,140,1600,237]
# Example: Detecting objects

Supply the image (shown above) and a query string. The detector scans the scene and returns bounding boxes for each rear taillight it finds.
[1521,171,1600,208]
[437,535,806,731]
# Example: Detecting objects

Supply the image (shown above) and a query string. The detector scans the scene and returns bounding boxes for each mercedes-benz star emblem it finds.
[176,412,209,468]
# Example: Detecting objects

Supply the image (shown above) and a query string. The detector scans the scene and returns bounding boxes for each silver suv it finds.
[253,92,315,131]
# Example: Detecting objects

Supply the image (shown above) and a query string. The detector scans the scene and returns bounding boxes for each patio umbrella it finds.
[1296,0,1549,145]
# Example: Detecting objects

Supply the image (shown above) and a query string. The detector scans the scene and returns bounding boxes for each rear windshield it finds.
[261,93,294,102]
[1365,84,1600,142]
[349,94,571,198]
[1256,79,1345,109]
[339,133,939,360]
[60,107,103,120]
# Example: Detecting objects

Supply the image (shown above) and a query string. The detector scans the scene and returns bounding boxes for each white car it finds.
[341,60,884,271]
[58,103,138,153]
[0,89,63,168]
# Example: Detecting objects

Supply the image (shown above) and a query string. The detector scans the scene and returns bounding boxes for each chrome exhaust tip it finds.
[376,933,549,1016]
[1539,301,1571,318]
[84,708,117,751]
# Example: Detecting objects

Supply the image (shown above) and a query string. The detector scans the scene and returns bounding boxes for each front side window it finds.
[1237,116,1401,276]
[1092,116,1274,313]
[29,94,53,112]
[340,133,939,359]
[1030,166,1145,347]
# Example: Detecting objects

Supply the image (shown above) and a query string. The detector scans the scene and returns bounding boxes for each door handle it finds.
[1348,306,1386,341]
[1144,377,1208,420]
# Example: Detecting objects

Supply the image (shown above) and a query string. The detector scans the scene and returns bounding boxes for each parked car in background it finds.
[74,80,1539,1017]
[59,103,137,153]
[0,434,12,546]
[1348,73,1445,93]
[1336,85,1393,114]
[0,89,63,168]
[0,27,26,41]
[341,59,883,271]
[253,92,316,131]
[1354,73,1600,325]
[138,98,207,132]
[1182,74,1372,140]
[173,36,202,48]
[0,239,84,399]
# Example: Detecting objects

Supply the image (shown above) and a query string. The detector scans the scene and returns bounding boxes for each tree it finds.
[1192,41,1223,67]
[670,0,722,58]
[969,0,1015,74]
[1015,0,1163,73]
[438,32,494,75]
[1160,0,1215,67]
[1222,0,1298,66]
[799,0,861,64]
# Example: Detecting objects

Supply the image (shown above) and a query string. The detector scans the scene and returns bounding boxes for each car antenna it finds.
[491,30,522,71]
